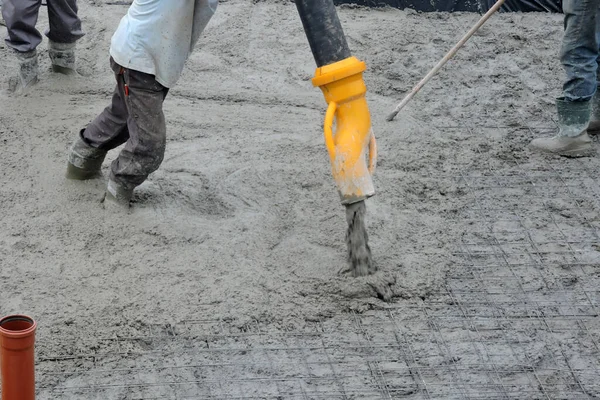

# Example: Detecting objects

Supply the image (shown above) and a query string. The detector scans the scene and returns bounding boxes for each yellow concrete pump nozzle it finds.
[312,56,376,205]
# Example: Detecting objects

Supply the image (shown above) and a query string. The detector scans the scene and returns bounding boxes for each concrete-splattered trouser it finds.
[529,0,600,157]
[65,0,218,209]
[2,0,83,92]
[67,58,170,205]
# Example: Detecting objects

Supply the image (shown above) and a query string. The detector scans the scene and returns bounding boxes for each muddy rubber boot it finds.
[49,41,77,76]
[103,179,133,210]
[8,50,38,93]
[588,92,600,135]
[529,98,593,158]
[66,131,107,180]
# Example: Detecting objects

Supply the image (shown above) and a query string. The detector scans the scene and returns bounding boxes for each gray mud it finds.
[1,2,587,396]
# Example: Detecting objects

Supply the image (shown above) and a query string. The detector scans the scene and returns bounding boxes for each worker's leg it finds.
[2,0,42,92]
[560,0,599,102]
[45,0,83,74]
[530,0,599,157]
[81,58,131,150]
[2,0,42,53]
[589,6,600,132]
[106,67,169,205]
[0,0,5,26]
[67,58,129,180]
[45,0,83,43]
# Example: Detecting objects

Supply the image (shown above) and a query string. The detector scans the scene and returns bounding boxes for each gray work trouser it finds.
[560,0,600,102]
[2,0,83,53]
[82,58,169,191]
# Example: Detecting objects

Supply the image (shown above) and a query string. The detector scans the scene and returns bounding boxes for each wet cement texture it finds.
[345,201,376,277]
[1,1,599,398]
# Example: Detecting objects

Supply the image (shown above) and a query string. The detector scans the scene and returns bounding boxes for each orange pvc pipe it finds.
[0,315,37,400]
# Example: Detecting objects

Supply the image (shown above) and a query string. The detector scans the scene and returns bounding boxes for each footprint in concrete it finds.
[134,169,234,217]
[217,166,300,211]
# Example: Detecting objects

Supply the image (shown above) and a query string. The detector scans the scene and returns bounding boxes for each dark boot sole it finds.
[530,146,594,158]
[558,147,595,158]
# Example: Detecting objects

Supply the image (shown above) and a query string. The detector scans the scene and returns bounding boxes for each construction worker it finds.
[2,0,83,92]
[65,0,218,209]
[529,1,600,157]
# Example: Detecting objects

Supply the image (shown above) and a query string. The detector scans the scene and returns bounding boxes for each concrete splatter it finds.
[345,200,376,277]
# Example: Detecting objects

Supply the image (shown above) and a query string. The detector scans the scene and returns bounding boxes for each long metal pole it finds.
[386,0,506,122]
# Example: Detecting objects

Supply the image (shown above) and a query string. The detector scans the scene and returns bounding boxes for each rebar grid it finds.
[35,125,600,399]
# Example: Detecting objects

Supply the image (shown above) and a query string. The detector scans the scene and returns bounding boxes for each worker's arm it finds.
[190,0,219,54]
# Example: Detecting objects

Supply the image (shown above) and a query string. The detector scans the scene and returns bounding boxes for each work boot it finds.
[103,179,133,210]
[588,91,600,134]
[66,130,107,180]
[48,41,77,75]
[529,98,593,158]
[0,0,4,27]
[8,50,38,93]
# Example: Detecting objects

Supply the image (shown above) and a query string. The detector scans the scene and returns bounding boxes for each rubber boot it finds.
[529,98,593,158]
[103,179,133,210]
[66,130,107,180]
[588,91,600,134]
[49,41,77,75]
[8,50,38,93]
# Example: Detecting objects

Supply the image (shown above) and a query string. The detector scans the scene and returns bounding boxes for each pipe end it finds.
[0,315,37,338]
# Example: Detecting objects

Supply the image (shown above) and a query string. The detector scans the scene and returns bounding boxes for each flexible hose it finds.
[294,0,351,67]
